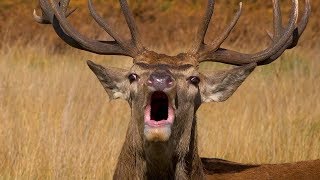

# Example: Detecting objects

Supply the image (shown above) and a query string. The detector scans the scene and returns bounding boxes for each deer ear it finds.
[200,63,256,102]
[87,60,130,100]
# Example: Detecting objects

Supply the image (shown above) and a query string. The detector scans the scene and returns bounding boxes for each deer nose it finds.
[147,72,174,91]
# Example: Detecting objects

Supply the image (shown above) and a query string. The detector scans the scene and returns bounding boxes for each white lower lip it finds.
[144,105,175,128]
[144,124,172,142]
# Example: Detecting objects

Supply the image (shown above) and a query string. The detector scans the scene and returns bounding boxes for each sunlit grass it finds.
[0,39,319,179]
[0,0,320,178]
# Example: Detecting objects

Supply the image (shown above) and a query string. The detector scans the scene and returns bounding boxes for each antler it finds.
[191,0,311,66]
[33,0,145,57]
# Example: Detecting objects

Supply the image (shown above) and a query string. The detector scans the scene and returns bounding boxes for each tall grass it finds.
[0,0,320,179]
[1,37,319,180]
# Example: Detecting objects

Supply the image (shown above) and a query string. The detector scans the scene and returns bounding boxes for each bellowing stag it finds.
[34,0,320,179]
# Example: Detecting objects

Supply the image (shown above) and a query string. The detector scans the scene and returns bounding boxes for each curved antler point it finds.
[33,9,45,23]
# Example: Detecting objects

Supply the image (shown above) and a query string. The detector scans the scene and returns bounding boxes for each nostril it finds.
[166,77,173,87]
[147,77,153,85]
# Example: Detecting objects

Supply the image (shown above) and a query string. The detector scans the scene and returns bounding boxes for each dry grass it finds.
[0,0,320,179]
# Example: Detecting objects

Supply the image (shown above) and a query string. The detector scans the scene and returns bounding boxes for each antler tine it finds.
[34,0,88,50]
[249,0,298,62]
[119,0,144,52]
[288,0,311,49]
[34,0,143,57]
[33,9,50,24]
[198,2,242,57]
[272,0,283,39]
[197,0,309,66]
[60,0,70,13]
[33,0,84,50]
[257,0,310,65]
[191,0,215,54]
[34,0,76,24]
[88,0,144,56]
[48,0,130,55]
[211,2,242,49]
[88,0,126,48]
[33,0,56,24]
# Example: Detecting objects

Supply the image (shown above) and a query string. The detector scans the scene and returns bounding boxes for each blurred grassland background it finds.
[0,0,320,179]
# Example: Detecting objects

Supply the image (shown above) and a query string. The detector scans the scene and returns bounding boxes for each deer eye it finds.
[128,73,138,83]
[189,76,200,85]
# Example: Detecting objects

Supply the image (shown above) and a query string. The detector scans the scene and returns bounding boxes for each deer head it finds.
[35,0,310,178]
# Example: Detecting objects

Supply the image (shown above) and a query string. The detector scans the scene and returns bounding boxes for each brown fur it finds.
[202,158,320,180]
[87,53,320,179]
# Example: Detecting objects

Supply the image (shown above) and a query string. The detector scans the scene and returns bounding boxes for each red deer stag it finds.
[34,0,320,179]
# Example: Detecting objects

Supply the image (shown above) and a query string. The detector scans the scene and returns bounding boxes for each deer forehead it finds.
[134,51,199,67]
[130,51,199,77]
[131,62,198,78]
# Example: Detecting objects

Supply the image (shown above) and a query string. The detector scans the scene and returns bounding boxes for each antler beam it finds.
[193,0,311,66]
[34,0,145,57]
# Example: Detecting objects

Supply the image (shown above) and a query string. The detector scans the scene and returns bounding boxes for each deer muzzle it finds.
[147,71,174,91]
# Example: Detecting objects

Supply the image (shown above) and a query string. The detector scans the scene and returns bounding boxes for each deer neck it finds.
[114,107,204,179]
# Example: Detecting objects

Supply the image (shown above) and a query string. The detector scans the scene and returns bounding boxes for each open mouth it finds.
[144,91,174,128]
